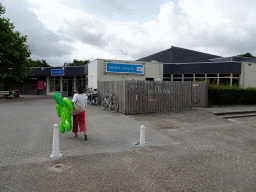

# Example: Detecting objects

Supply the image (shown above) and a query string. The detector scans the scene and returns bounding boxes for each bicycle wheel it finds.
[101,98,106,110]
[108,101,118,112]
[87,95,92,105]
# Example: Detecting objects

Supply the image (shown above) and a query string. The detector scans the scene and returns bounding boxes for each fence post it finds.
[140,125,145,146]
[50,124,62,158]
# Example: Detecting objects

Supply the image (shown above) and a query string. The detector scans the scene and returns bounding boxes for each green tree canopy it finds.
[0,3,31,89]
[237,53,256,58]
[65,59,90,66]
[29,59,51,67]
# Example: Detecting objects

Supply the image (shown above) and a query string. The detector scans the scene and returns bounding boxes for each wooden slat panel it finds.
[149,81,152,113]
[135,80,137,114]
[129,80,132,114]
[150,81,152,113]
[152,81,154,113]
[174,82,177,111]
[145,81,148,113]
[167,81,170,112]
[98,80,207,115]
[139,80,142,114]
[163,81,165,112]
[130,80,133,114]
[154,81,157,113]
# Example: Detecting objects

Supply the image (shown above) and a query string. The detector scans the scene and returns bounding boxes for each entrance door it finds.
[62,79,68,97]
[68,80,73,96]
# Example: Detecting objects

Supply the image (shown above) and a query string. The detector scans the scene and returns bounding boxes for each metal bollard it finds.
[50,124,62,158]
[140,125,145,146]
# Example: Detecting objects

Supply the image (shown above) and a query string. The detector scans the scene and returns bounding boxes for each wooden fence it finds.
[98,80,208,115]
[192,82,208,108]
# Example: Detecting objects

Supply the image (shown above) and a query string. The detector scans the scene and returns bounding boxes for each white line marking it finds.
[227,119,241,124]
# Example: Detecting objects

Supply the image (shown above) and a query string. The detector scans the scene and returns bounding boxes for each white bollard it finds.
[140,125,145,146]
[50,124,62,158]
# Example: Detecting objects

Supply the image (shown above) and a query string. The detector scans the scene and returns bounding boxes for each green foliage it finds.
[65,59,90,66]
[29,59,51,67]
[237,53,256,58]
[208,84,256,105]
[195,78,210,84]
[0,3,6,15]
[0,4,31,90]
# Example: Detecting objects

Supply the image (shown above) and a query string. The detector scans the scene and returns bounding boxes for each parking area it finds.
[1,96,256,191]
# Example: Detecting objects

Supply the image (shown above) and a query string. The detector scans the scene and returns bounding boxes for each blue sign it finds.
[51,69,64,76]
[106,63,144,74]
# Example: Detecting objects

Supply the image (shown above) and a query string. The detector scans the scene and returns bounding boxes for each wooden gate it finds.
[192,82,208,107]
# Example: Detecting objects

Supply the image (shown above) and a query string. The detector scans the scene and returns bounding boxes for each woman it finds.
[72,86,87,140]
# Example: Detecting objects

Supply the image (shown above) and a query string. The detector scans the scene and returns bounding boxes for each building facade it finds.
[21,65,88,96]
[88,59,163,89]
[8,46,256,96]
[137,46,256,88]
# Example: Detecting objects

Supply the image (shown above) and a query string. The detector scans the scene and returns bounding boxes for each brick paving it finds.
[1,97,256,191]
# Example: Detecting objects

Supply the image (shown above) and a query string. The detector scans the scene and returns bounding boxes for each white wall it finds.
[89,59,163,89]
[88,60,98,89]
[240,62,256,88]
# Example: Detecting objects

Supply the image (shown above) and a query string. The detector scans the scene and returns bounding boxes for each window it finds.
[195,74,206,78]
[76,76,86,88]
[49,76,60,91]
[207,74,217,77]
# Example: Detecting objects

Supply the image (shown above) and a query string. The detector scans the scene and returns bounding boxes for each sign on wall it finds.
[51,69,64,76]
[38,81,43,89]
[106,63,144,74]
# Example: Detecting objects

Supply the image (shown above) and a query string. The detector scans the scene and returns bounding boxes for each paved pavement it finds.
[1,96,256,191]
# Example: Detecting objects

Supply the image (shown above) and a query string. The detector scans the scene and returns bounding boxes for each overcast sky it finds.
[2,0,256,66]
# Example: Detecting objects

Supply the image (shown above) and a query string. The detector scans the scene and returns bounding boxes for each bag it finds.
[70,100,85,116]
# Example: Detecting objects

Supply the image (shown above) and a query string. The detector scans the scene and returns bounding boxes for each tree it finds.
[237,53,256,58]
[29,59,51,67]
[65,59,90,66]
[0,3,31,90]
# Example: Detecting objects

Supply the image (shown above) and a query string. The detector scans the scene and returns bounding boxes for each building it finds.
[8,46,256,96]
[88,59,163,89]
[13,65,88,96]
[137,46,256,88]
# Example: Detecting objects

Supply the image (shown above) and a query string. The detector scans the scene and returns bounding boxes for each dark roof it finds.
[136,46,222,63]
[210,56,256,63]
[27,65,88,76]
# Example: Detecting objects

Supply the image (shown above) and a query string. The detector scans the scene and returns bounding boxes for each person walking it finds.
[72,86,87,140]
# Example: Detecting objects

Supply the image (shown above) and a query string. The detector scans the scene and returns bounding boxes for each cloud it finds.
[1,0,74,66]
[3,0,256,66]
[177,0,256,55]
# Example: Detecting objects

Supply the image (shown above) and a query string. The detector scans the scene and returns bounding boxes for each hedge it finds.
[208,85,256,105]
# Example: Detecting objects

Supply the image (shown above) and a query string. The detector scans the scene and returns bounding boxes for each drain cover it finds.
[48,163,71,173]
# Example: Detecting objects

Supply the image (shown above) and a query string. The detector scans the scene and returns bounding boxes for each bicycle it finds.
[101,91,119,112]
[87,88,98,105]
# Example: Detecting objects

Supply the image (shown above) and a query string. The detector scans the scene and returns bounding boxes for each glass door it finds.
[62,79,68,97]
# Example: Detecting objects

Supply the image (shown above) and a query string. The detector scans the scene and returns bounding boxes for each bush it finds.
[208,84,256,105]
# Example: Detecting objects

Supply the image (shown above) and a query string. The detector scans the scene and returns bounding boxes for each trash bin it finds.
[12,89,20,97]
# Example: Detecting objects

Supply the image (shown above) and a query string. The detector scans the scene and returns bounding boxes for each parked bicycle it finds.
[87,88,98,105]
[101,91,119,112]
